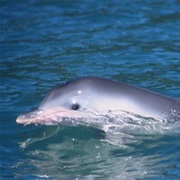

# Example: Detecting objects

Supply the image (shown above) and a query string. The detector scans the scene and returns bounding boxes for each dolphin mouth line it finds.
[16,109,68,125]
[16,108,179,126]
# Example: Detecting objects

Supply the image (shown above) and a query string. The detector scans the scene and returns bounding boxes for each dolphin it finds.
[16,76,180,125]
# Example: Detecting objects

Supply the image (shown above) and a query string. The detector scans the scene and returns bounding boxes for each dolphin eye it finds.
[71,103,80,110]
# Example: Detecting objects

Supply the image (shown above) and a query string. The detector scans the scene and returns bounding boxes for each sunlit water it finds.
[1,0,180,179]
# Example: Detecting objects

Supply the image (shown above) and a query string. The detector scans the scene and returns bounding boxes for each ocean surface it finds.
[1,0,180,179]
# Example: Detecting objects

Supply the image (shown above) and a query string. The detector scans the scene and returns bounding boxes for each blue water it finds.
[1,0,180,179]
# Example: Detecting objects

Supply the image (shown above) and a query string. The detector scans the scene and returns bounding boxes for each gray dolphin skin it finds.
[16,76,180,125]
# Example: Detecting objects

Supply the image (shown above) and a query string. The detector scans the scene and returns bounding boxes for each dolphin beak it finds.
[16,109,44,125]
[16,108,77,125]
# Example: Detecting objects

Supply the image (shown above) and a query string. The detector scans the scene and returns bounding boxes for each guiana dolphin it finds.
[16,77,180,125]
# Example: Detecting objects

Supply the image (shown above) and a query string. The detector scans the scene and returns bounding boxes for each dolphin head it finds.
[16,77,108,125]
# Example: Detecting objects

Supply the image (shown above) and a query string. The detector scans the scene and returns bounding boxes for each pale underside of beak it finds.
[16,108,81,125]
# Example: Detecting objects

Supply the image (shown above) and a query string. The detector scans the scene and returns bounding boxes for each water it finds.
[1,0,180,179]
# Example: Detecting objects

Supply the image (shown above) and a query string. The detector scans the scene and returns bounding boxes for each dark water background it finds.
[1,0,180,179]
